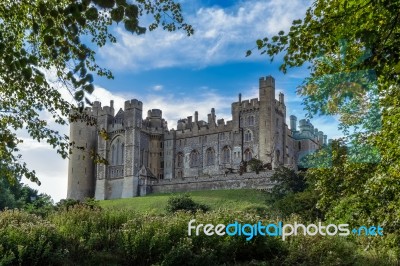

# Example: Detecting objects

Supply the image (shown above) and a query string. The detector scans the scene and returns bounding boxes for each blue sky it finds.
[19,0,341,202]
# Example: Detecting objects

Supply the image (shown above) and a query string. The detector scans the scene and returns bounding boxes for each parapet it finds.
[149,109,162,118]
[259,75,275,88]
[124,99,143,110]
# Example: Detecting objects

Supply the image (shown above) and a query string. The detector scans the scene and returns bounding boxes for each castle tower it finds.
[121,99,143,198]
[147,109,164,179]
[290,115,297,132]
[67,110,97,200]
[258,76,276,163]
[94,101,115,200]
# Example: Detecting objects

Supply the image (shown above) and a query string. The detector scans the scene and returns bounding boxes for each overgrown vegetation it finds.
[265,167,322,221]
[0,207,398,265]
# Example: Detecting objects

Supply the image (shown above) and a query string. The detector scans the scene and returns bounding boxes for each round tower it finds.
[67,110,97,200]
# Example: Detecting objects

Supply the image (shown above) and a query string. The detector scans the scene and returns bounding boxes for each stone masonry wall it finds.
[150,171,274,194]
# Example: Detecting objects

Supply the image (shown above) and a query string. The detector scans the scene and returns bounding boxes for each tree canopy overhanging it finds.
[250,0,400,230]
[0,0,193,184]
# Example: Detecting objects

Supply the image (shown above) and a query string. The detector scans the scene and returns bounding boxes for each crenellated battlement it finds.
[124,99,143,110]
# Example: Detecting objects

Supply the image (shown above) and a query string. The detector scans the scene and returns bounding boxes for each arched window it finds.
[222,146,230,164]
[206,148,215,166]
[176,153,183,168]
[244,149,252,161]
[110,136,124,165]
[190,150,200,167]
[245,130,252,142]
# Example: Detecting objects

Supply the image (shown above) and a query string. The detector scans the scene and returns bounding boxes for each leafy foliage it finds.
[0,208,398,265]
[251,0,400,232]
[248,158,264,174]
[0,176,53,216]
[166,194,210,213]
[265,167,321,221]
[0,0,193,184]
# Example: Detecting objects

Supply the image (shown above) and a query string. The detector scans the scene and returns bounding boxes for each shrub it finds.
[248,158,264,174]
[0,210,66,265]
[166,194,210,213]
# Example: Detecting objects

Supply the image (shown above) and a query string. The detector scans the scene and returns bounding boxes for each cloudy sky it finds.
[19,0,341,202]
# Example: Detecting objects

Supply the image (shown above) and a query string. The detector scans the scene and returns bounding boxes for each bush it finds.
[248,158,264,174]
[166,194,210,213]
[0,210,66,265]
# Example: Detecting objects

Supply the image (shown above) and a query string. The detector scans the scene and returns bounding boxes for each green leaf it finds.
[74,90,84,101]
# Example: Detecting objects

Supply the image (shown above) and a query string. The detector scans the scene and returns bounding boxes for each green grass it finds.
[99,189,268,214]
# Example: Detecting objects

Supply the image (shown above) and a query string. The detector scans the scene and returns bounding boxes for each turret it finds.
[290,115,297,132]
[259,75,276,163]
[67,110,97,200]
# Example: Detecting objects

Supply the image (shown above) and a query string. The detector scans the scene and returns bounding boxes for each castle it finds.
[67,76,327,200]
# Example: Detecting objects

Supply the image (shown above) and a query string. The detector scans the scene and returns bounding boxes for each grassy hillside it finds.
[99,189,268,214]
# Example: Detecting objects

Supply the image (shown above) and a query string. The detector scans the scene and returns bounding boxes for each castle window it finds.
[222,146,231,164]
[298,142,301,150]
[206,148,215,166]
[190,150,200,167]
[244,149,252,161]
[275,150,280,163]
[176,153,183,168]
[245,130,252,142]
[248,116,255,126]
[177,170,182,178]
[111,136,124,165]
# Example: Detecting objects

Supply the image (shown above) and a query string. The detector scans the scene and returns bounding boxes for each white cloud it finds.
[98,0,309,71]
[153,85,163,91]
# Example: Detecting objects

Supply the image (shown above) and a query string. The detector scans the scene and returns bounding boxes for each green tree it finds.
[265,167,321,220]
[250,0,400,230]
[0,0,193,184]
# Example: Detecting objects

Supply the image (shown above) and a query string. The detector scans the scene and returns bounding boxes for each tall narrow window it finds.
[245,130,252,141]
[206,148,215,166]
[276,150,280,163]
[116,139,120,164]
[190,150,200,167]
[176,153,183,168]
[222,146,230,164]
[112,145,116,165]
[244,149,252,161]
[121,143,124,164]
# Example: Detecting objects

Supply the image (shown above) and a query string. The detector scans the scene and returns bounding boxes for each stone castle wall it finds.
[150,171,274,194]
